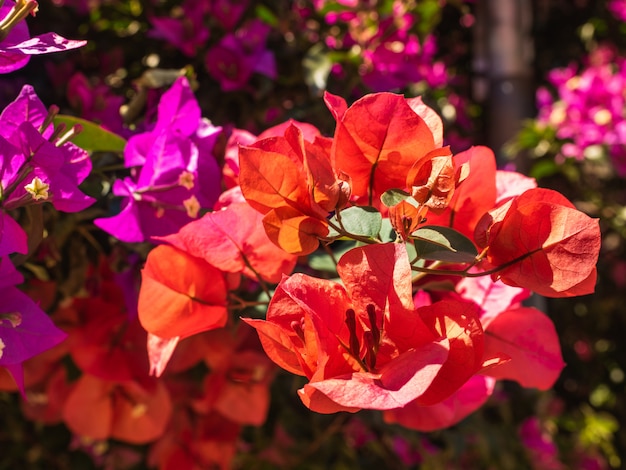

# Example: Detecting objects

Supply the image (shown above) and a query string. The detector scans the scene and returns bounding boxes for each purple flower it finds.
[95,76,222,243]
[211,0,248,31]
[0,256,67,394]
[66,72,125,135]
[0,0,86,73]
[361,31,447,91]
[149,0,210,57]
[0,85,94,255]
[205,19,276,92]
[0,86,94,209]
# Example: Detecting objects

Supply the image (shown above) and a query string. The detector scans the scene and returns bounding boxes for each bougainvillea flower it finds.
[536,46,626,176]
[148,0,210,57]
[245,243,485,413]
[20,365,72,425]
[70,304,151,384]
[406,147,468,214]
[62,373,172,444]
[454,273,564,389]
[239,124,348,255]
[455,272,530,328]
[161,202,297,283]
[519,417,563,469]
[223,119,321,189]
[422,146,497,240]
[0,211,27,256]
[475,188,601,297]
[0,257,67,393]
[384,375,496,431]
[191,325,275,426]
[66,72,125,134]
[481,307,565,390]
[360,24,448,92]
[138,244,228,341]
[609,0,626,21]
[0,0,86,73]
[211,0,248,31]
[95,76,222,242]
[0,85,94,213]
[7,123,94,211]
[325,92,444,205]
[148,410,241,470]
[205,19,276,92]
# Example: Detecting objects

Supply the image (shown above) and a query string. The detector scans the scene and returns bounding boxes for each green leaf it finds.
[332,206,382,239]
[255,4,278,26]
[413,226,478,263]
[378,218,396,243]
[54,115,126,153]
[308,243,354,273]
[530,159,560,180]
[380,189,413,208]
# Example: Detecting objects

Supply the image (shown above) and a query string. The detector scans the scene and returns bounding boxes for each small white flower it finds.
[24,177,50,200]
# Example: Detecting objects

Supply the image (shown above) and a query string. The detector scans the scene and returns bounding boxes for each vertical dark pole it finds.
[474,0,535,167]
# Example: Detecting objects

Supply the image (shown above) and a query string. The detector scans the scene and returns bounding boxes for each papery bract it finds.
[149,0,210,57]
[456,273,530,328]
[67,72,125,134]
[212,0,248,30]
[70,306,150,383]
[0,257,66,393]
[482,307,565,390]
[62,374,172,444]
[193,325,274,426]
[476,188,601,297]
[412,299,484,406]
[424,146,497,240]
[245,243,485,415]
[384,375,496,431]
[223,119,321,189]
[205,19,276,91]
[0,1,86,73]
[239,124,342,255]
[0,85,95,213]
[148,410,240,470]
[161,202,297,283]
[95,76,222,243]
[138,245,228,340]
[326,92,440,203]
[0,287,67,392]
[406,149,464,214]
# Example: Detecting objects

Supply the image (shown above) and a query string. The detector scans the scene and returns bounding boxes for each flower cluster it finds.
[0,74,603,470]
[310,0,448,92]
[0,1,610,468]
[149,0,276,92]
[95,76,223,243]
[225,92,598,427]
[536,46,626,176]
[0,84,94,390]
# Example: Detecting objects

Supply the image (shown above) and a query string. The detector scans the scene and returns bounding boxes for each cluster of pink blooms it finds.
[536,46,626,176]
[311,0,448,92]
[149,0,276,93]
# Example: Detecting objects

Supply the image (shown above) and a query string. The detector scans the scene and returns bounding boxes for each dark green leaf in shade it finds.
[412,225,478,263]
